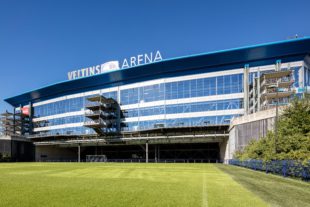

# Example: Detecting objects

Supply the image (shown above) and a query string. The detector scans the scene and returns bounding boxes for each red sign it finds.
[21,107,30,116]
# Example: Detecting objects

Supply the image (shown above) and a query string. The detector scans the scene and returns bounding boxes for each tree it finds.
[235,99,310,163]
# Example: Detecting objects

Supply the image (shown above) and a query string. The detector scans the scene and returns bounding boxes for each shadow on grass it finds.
[216,164,310,207]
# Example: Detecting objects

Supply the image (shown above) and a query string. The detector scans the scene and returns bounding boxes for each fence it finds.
[37,159,220,163]
[229,159,310,181]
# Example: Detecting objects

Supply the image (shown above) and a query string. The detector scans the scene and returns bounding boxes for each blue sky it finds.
[0,0,309,112]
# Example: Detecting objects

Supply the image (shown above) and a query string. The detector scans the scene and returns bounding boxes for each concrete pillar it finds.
[28,102,33,135]
[158,145,160,162]
[252,74,256,113]
[116,86,122,134]
[154,145,157,163]
[13,108,16,134]
[243,64,250,115]
[276,60,281,71]
[257,68,261,111]
[78,144,81,162]
[219,139,228,163]
[146,141,149,163]
[19,104,23,135]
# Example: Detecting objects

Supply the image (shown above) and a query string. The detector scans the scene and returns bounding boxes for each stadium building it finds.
[1,37,310,162]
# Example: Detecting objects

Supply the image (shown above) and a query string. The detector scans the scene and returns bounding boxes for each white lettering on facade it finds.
[122,59,129,69]
[95,65,100,74]
[130,56,137,67]
[67,51,163,80]
[121,50,163,69]
[154,50,162,62]
[137,54,143,65]
[68,61,120,80]
[145,53,152,64]
[89,66,95,76]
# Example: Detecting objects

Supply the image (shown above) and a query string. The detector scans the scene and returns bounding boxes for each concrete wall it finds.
[224,107,284,162]
[0,136,34,161]
[0,138,11,157]
[219,139,228,162]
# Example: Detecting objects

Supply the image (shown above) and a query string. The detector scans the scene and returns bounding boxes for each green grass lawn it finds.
[0,163,309,207]
[217,164,310,207]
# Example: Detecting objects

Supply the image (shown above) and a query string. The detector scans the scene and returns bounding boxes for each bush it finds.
[234,99,310,163]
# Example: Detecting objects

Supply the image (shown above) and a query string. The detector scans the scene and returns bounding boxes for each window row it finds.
[34,115,86,128]
[124,115,238,131]
[34,91,117,118]
[120,74,243,105]
[30,67,303,119]
[34,114,240,135]
[35,127,95,136]
[34,98,242,128]
[125,99,243,118]
[33,74,244,118]
[34,97,84,118]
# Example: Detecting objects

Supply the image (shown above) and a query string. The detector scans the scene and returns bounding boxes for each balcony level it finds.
[261,70,292,80]
[85,103,116,111]
[84,119,114,127]
[87,95,115,103]
[261,91,293,99]
[84,110,116,120]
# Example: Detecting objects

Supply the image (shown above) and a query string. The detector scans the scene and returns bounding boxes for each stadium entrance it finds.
[35,141,227,163]
[34,125,229,163]
[80,143,220,163]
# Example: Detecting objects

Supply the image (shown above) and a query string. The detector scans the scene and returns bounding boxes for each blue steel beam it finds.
[5,37,310,107]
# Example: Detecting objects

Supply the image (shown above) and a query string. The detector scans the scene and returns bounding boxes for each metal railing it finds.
[84,120,103,125]
[261,77,293,87]
[85,110,101,116]
[85,110,114,117]
[229,159,310,181]
[37,159,221,163]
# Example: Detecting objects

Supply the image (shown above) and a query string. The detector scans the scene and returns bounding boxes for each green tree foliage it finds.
[235,99,310,162]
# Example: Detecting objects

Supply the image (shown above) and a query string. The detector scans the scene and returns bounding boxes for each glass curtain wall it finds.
[33,73,244,135]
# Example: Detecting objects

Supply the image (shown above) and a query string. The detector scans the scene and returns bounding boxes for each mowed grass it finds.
[0,163,308,207]
[217,164,310,207]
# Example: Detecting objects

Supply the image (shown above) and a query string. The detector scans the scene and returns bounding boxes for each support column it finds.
[252,74,256,113]
[158,145,160,162]
[116,86,121,134]
[257,67,261,111]
[29,102,33,135]
[276,59,281,71]
[275,60,281,154]
[78,144,81,163]
[155,145,157,163]
[13,108,16,134]
[146,141,149,163]
[116,104,121,133]
[243,64,250,115]
[19,104,23,135]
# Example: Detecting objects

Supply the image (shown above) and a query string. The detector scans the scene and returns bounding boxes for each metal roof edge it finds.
[4,37,310,105]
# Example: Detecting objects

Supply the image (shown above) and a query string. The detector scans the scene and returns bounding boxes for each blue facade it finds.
[5,38,310,137]
[30,73,245,135]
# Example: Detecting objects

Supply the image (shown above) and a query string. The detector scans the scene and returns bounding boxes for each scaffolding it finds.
[0,111,21,136]
[249,69,294,113]
[84,95,124,135]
